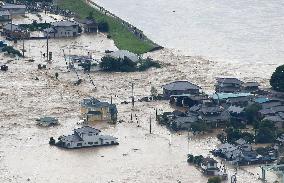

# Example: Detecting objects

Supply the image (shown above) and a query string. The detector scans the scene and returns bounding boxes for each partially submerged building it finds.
[242,82,260,92]
[162,81,201,99]
[169,94,208,108]
[36,117,59,127]
[215,78,243,93]
[80,97,118,123]
[2,22,30,39]
[44,20,80,38]
[75,17,98,33]
[51,126,119,149]
[0,3,26,16]
[211,142,277,165]
[106,50,140,62]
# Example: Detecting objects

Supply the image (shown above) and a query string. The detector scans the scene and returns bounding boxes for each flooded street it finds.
[0,9,281,183]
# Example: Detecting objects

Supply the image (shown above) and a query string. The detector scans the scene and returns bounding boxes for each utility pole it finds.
[22,35,25,57]
[149,115,152,134]
[155,108,158,121]
[131,82,134,107]
[46,33,49,61]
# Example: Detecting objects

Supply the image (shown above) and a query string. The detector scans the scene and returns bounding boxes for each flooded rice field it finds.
[0,13,281,183]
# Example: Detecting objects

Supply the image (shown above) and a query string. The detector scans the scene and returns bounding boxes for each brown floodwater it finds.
[0,13,280,183]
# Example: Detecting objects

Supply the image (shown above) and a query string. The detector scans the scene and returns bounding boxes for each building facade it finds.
[80,97,118,123]
[44,20,80,38]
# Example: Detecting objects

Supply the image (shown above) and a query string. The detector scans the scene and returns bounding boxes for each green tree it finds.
[270,65,284,92]
[208,177,221,183]
[87,11,94,19]
[255,120,276,143]
[244,103,262,125]
[191,120,208,133]
[98,20,109,32]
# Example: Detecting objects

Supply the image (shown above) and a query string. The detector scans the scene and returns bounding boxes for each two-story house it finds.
[80,97,118,123]
[44,20,80,38]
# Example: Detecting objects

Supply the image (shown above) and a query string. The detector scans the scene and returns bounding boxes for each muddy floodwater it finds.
[94,0,284,65]
[0,13,281,183]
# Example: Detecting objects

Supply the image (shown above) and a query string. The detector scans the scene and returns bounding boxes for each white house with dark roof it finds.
[44,20,80,38]
[54,126,118,149]
[162,81,201,99]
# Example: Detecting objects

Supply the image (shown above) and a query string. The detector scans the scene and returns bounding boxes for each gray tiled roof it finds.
[228,106,244,114]
[1,3,26,9]
[261,101,282,109]
[51,20,78,27]
[200,106,223,114]
[0,10,10,16]
[202,157,217,164]
[264,115,284,122]
[61,134,82,142]
[259,106,284,115]
[226,96,251,103]
[107,50,139,62]
[216,78,243,85]
[75,126,101,134]
[173,116,198,124]
[243,82,260,87]
[163,81,201,91]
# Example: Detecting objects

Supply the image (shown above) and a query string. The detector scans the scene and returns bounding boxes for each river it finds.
[93,0,284,64]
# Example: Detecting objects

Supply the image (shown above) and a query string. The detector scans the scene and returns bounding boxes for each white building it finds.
[44,20,80,38]
[55,126,118,149]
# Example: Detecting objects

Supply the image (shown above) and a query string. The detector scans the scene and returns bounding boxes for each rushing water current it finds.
[94,0,284,64]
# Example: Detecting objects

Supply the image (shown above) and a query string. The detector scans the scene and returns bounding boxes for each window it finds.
[94,142,98,144]
[88,142,93,145]
[77,143,82,147]
[111,141,114,144]
[88,133,92,136]
[106,142,109,144]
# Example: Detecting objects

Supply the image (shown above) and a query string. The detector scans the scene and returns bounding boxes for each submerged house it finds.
[106,50,140,62]
[199,105,230,125]
[80,97,117,123]
[44,20,80,38]
[242,82,260,92]
[162,81,201,99]
[200,158,220,176]
[170,114,199,130]
[36,117,59,127]
[75,17,98,33]
[169,94,208,108]
[52,126,118,149]
[215,78,243,93]
[2,22,30,39]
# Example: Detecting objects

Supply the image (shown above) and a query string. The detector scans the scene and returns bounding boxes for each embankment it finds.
[57,0,163,54]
